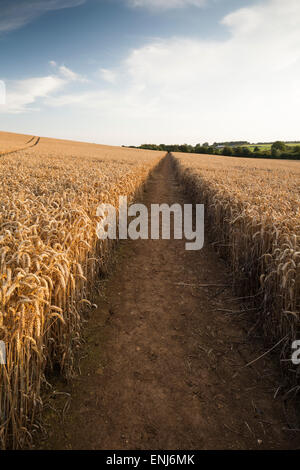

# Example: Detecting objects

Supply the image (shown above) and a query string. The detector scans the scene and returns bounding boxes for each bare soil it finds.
[39,155,300,450]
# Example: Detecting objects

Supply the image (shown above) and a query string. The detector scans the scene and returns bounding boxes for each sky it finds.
[0,0,299,146]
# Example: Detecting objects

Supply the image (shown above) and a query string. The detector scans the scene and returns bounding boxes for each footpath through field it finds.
[41,154,299,450]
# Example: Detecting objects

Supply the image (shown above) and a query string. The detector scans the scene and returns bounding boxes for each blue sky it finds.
[0,0,300,145]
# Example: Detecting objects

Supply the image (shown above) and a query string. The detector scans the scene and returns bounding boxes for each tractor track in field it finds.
[0,136,40,157]
[40,154,300,450]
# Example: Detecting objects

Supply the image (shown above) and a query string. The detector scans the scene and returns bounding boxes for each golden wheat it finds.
[172,152,300,379]
[0,135,163,448]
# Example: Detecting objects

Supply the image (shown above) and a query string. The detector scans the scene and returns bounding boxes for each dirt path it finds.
[41,155,299,450]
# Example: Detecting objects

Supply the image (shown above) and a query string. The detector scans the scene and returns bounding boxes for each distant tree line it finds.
[213,141,250,147]
[124,141,300,160]
[256,141,300,145]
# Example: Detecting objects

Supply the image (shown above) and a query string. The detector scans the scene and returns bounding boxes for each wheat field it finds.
[1,135,299,449]
[0,135,163,448]
[172,152,300,377]
[0,131,36,155]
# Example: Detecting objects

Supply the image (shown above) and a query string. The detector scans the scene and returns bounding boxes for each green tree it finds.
[242,147,252,157]
[223,146,233,156]
[272,141,286,152]
[294,145,300,154]
[271,147,281,158]
[233,146,243,157]
[194,144,203,154]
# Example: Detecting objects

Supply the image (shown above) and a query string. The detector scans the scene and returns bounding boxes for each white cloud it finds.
[59,65,88,82]
[5,76,66,113]
[128,0,207,9]
[48,62,88,82]
[98,68,117,84]
[2,64,86,113]
[0,0,87,33]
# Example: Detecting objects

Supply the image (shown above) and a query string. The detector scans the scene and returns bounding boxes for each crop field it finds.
[172,152,300,372]
[0,135,300,450]
[2,0,300,452]
[0,135,162,448]
[0,131,36,155]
